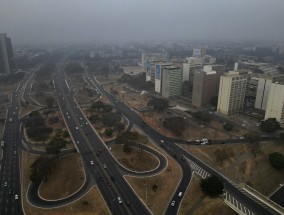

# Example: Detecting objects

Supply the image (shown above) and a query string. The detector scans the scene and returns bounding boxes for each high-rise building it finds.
[161,66,182,98]
[217,73,247,115]
[192,69,218,107]
[0,33,13,74]
[255,74,284,110]
[265,82,284,124]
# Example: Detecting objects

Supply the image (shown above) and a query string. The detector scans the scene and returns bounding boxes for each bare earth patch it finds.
[125,155,181,215]
[180,141,284,196]
[39,154,85,199]
[179,174,235,215]
[23,152,109,215]
[110,144,159,172]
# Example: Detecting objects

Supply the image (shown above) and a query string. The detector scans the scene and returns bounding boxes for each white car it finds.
[90,161,94,165]
[75,127,78,130]
[160,140,164,143]
[15,194,18,200]
[171,201,175,206]
[178,192,183,197]
[4,181,7,187]
[117,196,122,204]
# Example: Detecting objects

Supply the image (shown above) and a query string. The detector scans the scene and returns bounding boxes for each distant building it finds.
[235,61,278,75]
[192,68,218,108]
[265,82,284,123]
[0,33,13,74]
[193,48,206,57]
[255,74,284,111]
[217,73,247,115]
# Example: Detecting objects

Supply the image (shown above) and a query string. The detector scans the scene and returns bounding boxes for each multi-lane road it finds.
[0,88,24,215]
[1,61,283,215]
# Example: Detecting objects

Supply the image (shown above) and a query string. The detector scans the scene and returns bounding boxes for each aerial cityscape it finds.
[1,1,284,215]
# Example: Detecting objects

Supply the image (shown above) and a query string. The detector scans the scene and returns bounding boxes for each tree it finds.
[214,149,229,164]
[46,137,67,161]
[200,175,224,197]
[163,116,186,137]
[104,128,113,137]
[269,152,284,170]
[147,98,169,112]
[223,122,233,131]
[101,112,121,127]
[91,101,104,110]
[193,111,212,123]
[152,184,158,192]
[45,96,55,108]
[116,122,125,132]
[29,156,55,184]
[261,118,280,133]
[245,132,260,144]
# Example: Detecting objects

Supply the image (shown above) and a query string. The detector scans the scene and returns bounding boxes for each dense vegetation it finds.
[118,73,154,91]
[163,116,186,137]
[261,118,280,133]
[147,98,169,112]
[193,111,213,123]
[200,175,224,197]
[269,152,284,170]
[24,111,53,141]
[223,122,234,131]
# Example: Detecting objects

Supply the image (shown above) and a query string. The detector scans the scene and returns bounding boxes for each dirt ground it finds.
[181,141,284,196]
[0,82,21,92]
[0,93,10,105]
[22,152,109,215]
[179,174,235,215]
[39,154,85,199]
[102,80,249,141]
[74,88,97,104]
[110,144,159,172]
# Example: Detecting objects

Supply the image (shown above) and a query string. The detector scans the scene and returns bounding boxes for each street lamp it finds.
[144,183,147,204]
[111,198,116,215]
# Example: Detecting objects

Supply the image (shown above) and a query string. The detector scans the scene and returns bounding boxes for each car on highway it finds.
[117,196,122,204]
[14,150,17,155]
[99,177,104,181]
[125,201,130,206]
[171,201,175,206]
[160,140,164,143]
[15,194,18,200]
[75,127,78,130]
[4,181,7,187]
[90,161,94,165]
[178,192,183,197]
[103,164,107,169]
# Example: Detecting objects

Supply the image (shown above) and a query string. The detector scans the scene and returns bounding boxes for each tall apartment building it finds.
[0,33,13,74]
[265,82,284,123]
[255,74,284,110]
[192,69,218,107]
[217,73,247,115]
[161,66,182,98]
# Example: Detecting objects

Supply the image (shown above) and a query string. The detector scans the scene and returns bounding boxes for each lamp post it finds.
[144,183,147,204]
[111,198,116,215]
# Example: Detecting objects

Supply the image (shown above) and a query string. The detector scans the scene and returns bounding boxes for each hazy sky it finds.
[1,0,284,45]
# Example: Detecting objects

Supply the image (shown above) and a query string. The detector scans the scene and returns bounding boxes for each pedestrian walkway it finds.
[224,191,255,215]
[189,161,210,179]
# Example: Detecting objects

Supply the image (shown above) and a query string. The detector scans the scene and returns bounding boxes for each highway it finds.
[84,68,281,215]
[0,87,24,215]
[27,63,152,215]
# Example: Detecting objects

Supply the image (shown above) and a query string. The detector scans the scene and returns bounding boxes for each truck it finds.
[1,140,4,148]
